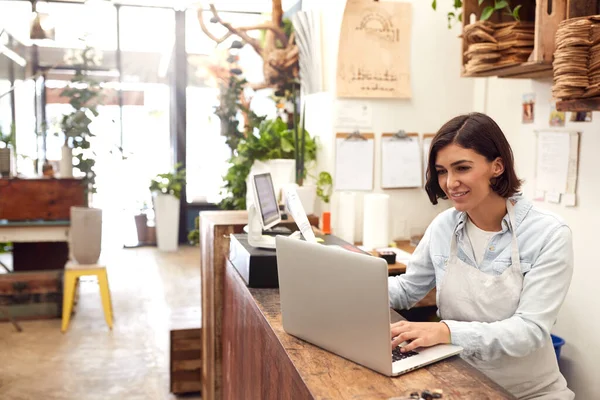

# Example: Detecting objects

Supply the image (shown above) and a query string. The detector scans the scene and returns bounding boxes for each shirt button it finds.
[489,246,495,251]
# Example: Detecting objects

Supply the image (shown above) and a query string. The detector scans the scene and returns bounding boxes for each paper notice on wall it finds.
[535,131,570,193]
[562,193,577,207]
[546,191,561,204]
[533,190,545,202]
[566,132,580,195]
[334,101,372,129]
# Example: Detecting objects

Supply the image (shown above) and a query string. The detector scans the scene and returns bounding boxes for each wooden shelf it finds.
[556,97,600,112]
[462,61,553,79]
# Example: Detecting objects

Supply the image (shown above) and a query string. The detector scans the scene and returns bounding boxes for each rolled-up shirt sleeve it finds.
[388,224,436,310]
[442,225,574,361]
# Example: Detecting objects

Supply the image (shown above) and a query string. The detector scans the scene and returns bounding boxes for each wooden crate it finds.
[461,0,567,78]
[170,307,202,395]
[0,270,63,321]
[0,178,85,221]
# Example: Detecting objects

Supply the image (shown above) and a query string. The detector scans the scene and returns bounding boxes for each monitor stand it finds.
[247,204,276,249]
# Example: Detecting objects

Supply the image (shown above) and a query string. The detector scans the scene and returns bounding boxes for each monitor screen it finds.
[253,173,280,228]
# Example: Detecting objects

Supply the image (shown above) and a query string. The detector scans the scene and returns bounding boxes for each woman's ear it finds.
[492,157,505,177]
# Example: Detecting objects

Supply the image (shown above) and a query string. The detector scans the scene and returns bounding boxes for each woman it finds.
[388,112,574,399]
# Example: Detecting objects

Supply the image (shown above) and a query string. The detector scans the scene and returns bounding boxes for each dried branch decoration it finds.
[198,1,299,91]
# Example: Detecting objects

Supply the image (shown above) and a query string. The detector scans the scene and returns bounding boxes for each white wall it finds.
[302,0,474,243]
[481,77,600,399]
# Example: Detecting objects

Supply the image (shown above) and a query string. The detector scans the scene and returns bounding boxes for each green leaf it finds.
[494,0,508,10]
[513,4,522,21]
[481,6,494,20]
[453,0,462,9]
[281,136,294,153]
[458,12,463,22]
[431,0,437,10]
[478,0,484,5]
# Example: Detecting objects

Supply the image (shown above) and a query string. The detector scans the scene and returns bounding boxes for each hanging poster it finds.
[336,0,412,99]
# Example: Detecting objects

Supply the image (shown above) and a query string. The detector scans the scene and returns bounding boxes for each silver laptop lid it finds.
[276,236,393,376]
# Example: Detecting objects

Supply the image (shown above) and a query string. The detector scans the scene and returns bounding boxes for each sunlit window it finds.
[34,1,117,50]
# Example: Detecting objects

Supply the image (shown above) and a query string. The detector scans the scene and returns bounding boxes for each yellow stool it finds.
[61,261,113,333]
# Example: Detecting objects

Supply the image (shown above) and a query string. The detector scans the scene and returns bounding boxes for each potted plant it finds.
[149,164,186,252]
[133,200,151,245]
[219,117,316,210]
[0,123,16,177]
[58,46,103,203]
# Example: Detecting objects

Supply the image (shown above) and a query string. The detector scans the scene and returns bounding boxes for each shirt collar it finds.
[453,194,532,235]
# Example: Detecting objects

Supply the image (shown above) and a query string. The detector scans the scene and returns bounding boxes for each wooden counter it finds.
[223,259,515,399]
[200,210,318,400]
[200,211,432,399]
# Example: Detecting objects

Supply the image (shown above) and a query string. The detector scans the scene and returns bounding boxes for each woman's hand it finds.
[390,321,451,352]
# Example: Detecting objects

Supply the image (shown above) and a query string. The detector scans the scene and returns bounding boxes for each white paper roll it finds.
[362,194,390,250]
[336,192,356,243]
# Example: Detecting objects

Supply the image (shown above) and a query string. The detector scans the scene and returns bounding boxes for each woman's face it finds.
[435,144,503,212]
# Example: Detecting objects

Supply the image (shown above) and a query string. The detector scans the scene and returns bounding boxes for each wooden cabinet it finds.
[0,178,85,221]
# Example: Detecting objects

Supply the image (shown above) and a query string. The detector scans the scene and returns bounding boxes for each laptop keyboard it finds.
[392,346,418,362]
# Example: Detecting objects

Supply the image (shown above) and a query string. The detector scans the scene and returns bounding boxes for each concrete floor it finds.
[0,246,202,400]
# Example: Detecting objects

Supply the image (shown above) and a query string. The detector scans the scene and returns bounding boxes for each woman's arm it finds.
[388,224,436,310]
[441,225,574,361]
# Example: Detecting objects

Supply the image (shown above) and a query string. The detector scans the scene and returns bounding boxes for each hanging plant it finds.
[433,0,523,29]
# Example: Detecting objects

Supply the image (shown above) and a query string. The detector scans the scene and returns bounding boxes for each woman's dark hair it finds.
[425,112,522,205]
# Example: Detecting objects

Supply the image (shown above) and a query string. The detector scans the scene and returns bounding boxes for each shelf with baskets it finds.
[460,0,589,79]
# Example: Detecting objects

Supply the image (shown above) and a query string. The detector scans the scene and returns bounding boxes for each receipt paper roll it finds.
[362,193,390,250]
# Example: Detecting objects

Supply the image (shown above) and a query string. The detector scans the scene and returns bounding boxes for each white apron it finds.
[438,200,574,400]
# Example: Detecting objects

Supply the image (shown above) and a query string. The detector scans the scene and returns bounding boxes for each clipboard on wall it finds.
[334,131,375,191]
[381,131,422,189]
[422,133,435,186]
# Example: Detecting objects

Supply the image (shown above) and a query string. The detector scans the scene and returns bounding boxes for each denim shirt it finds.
[388,195,574,361]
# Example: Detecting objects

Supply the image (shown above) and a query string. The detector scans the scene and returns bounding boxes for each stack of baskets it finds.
[463,20,535,74]
[553,16,600,100]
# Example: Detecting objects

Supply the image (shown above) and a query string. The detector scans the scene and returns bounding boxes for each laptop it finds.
[275,235,463,376]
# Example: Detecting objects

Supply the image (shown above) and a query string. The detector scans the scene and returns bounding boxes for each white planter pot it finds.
[70,207,103,264]
[60,145,73,178]
[153,193,180,252]
[246,159,296,209]
[295,184,316,216]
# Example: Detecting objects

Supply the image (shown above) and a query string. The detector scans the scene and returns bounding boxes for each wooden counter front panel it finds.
[0,178,85,221]
[223,261,312,400]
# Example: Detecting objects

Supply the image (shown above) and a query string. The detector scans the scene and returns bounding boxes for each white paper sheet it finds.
[381,136,422,188]
[334,101,373,129]
[334,137,374,191]
[546,191,561,204]
[535,132,570,193]
[562,193,577,207]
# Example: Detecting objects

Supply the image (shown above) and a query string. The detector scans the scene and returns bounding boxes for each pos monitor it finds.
[251,172,281,230]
